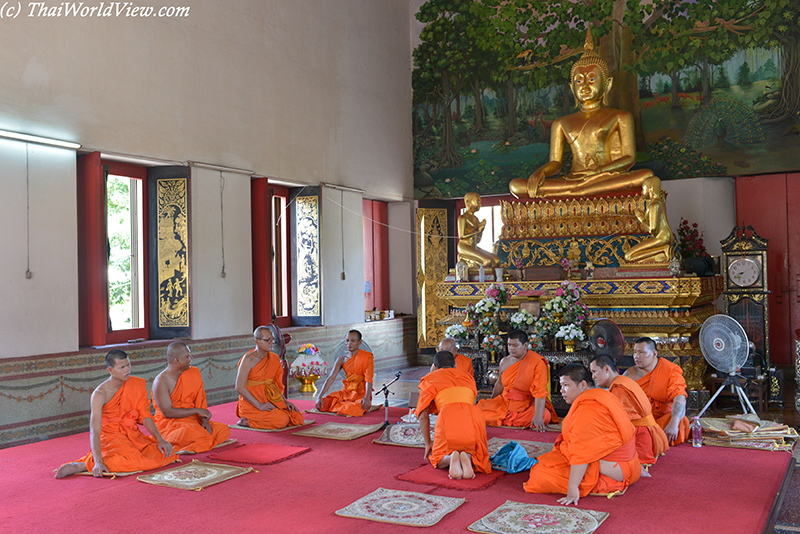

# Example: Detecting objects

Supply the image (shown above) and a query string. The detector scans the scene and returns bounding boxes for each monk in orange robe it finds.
[55,350,177,478]
[417,351,490,479]
[590,354,669,465]
[152,342,230,453]
[315,330,374,416]
[623,337,689,445]
[477,329,557,430]
[236,326,304,429]
[430,338,474,379]
[524,363,641,505]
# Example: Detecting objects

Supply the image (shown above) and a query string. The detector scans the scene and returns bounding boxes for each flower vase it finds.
[295,375,320,393]
[553,313,565,324]
[564,339,576,353]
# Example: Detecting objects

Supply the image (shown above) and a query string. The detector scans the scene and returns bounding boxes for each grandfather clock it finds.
[720,224,769,372]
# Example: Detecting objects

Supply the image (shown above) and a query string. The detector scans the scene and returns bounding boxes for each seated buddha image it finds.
[509,27,656,201]
[457,192,500,268]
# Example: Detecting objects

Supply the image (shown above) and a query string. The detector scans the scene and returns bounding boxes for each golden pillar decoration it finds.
[156,178,190,328]
[417,208,449,349]
[296,196,321,317]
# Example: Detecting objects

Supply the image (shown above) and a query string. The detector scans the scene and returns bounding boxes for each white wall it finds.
[663,177,737,257]
[321,186,365,325]
[0,0,413,200]
[189,168,254,338]
[0,140,78,357]
[388,201,416,315]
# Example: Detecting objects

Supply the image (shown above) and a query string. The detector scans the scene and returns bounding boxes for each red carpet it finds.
[0,399,790,534]
[208,443,311,465]
[396,463,505,490]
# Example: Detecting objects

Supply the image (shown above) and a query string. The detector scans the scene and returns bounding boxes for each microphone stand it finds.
[374,371,402,429]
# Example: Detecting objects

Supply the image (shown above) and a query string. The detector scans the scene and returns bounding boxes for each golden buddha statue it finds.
[457,192,500,268]
[509,27,656,200]
[624,177,674,263]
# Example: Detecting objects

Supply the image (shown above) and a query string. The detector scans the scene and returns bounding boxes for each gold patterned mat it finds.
[372,423,435,448]
[137,460,253,491]
[305,405,382,416]
[177,438,238,455]
[335,487,465,527]
[498,423,562,432]
[228,420,315,433]
[468,501,608,534]
[487,438,554,459]
[293,422,385,440]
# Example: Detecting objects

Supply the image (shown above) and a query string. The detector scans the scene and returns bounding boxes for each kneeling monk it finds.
[236,326,304,429]
[55,350,177,478]
[590,354,668,465]
[314,330,374,416]
[152,342,230,453]
[417,351,490,479]
[524,363,641,505]
[477,329,557,430]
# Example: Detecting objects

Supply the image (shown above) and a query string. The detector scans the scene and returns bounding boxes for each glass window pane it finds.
[107,175,143,331]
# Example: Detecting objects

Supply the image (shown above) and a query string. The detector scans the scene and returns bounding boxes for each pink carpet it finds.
[0,399,790,534]
[208,443,310,465]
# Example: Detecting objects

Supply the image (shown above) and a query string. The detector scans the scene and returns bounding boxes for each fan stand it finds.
[374,371,402,429]
[697,372,758,418]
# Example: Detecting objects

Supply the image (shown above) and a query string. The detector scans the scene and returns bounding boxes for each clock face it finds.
[728,258,760,287]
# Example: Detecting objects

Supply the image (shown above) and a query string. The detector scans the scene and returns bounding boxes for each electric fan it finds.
[588,319,625,361]
[265,323,292,395]
[696,314,757,418]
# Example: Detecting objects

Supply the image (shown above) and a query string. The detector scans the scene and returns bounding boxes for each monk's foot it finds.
[640,466,651,478]
[55,462,87,479]
[459,452,475,479]
[448,453,463,480]
[237,418,249,427]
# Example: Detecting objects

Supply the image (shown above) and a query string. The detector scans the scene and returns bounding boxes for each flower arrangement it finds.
[485,283,509,305]
[555,324,586,342]
[475,296,501,316]
[481,333,504,353]
[676,218,709,259]
[445,324,469,339]
[509,309,536,330]
[535,281,589,349]
[289,344,327,378]
[560,257,572,275]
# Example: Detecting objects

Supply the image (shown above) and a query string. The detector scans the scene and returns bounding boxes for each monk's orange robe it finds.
[153,366,230,453]
[608,375,669,465]
[416,367,491,473]
[237,350,305,429]
[476,350,558,427]
[524,388,641,497]
[454,353,474,378]
[636,357,690,445]
[77,377,178,473]
[320,349,374,417]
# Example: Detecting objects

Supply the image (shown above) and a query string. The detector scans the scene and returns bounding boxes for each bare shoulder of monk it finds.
[497,354,516,374]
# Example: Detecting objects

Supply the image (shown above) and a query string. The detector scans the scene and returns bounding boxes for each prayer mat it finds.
[487,437,553,459]
[372,423,435,448]
[208,443,310,465]
[228,419,315,433]
[176,438,238,455]
[335,487,465,527]
[137,460,253,491]
[396,463,505,490]
[468,501,609,534]
[305,405,382,416]
[293,421,385,441]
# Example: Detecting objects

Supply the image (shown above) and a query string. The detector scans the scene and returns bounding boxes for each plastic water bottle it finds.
[691,416,703,448]
[478,265,486,282]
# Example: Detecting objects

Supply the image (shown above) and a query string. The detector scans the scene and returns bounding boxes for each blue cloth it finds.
[489,441,537,473]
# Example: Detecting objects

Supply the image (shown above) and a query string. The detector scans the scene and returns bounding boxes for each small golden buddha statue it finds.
[457,192,500,268]
[509,27,656,200]
[624,177,674,263]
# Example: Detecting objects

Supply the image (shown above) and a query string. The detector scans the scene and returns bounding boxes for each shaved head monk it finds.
[152,342,230,453]
[430,338,474,379]
[314,330,374,416]
[55,350,177,478]
[524,363,641,505]
[477,329,558,430]
[236,326,304,429]
[590,354,669,466]
[417,350,490,479]
[623,337,689,445]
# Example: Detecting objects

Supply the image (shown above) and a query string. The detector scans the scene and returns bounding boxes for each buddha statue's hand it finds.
[526,170,545,198]
[634,208,645,223]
